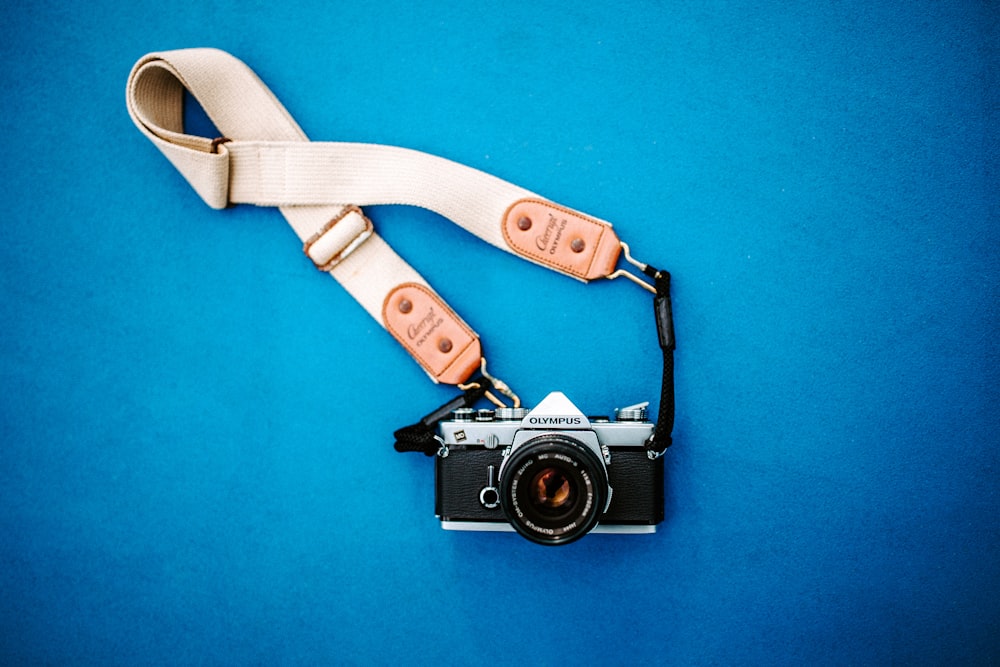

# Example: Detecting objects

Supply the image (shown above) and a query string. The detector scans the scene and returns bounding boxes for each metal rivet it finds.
[517,216,532,231]
[398,299,413,314]
[438,338,453,353]
[570,238,586,253]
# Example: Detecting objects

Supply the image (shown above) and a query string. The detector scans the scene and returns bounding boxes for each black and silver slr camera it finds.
[435,391,664,546]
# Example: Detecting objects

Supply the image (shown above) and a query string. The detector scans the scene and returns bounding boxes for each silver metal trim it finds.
[607,242,656,294]
[439,521,656,535]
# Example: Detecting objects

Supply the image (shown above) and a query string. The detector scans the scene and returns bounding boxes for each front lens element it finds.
[531,467,575,512]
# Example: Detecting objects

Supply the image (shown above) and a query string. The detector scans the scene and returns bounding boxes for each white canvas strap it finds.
[126,48,646,387]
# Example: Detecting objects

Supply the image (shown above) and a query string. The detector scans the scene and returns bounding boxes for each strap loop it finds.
[302,206,374,271]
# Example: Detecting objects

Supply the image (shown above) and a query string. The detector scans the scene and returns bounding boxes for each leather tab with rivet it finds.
[502,199,622,281]
[382,283,482,385]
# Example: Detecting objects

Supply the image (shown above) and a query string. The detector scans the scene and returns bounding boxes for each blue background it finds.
[2,1,998,664]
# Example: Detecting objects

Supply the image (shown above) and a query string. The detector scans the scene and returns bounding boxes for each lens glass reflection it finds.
[530,467,575,512]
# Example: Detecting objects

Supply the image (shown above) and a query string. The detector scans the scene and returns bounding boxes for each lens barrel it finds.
[499,434,609,546]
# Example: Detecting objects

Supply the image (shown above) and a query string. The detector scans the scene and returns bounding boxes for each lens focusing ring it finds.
[499,434,609,546]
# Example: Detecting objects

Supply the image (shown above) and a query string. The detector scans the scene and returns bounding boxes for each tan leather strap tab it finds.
[382,283,482,385]
[502,199,621,281]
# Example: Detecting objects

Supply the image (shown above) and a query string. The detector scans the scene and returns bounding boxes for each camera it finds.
[434,391,664,546]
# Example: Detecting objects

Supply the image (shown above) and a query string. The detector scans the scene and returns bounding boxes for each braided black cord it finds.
[646,269,675,455]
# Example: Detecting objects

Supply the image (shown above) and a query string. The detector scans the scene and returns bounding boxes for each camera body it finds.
[434,391,664,545]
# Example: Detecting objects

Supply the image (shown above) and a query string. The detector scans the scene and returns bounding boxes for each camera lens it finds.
[499,434,609,546]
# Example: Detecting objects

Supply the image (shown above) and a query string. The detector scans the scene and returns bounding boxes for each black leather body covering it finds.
[435,446,664,524]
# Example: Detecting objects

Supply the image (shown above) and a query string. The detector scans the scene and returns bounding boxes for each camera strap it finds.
[126,48,675,456]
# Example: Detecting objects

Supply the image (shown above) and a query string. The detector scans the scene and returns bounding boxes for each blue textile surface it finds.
[1,2,997,664]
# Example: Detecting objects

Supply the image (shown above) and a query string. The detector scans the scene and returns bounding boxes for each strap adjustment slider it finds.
[303,205,374,271]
